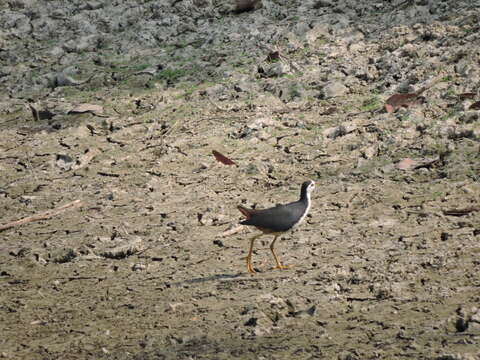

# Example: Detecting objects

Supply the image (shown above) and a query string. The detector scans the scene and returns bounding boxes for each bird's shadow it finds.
[169,272,245,287]
[167,270,288,288]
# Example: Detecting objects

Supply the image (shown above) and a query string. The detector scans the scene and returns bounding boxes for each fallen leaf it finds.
[469,101,480,110]
[384,103,394,113]
[396,158,417,170]
[68,104,104,115]
[212,150,236,166]
[396,157,439,170]
[458,93,477,100]
[385,93,425,113]
[385,78,442,113]
[443,207,479,216]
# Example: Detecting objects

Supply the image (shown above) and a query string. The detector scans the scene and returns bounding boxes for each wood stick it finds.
[219,225,244,237]
[219,275,290,283]
[72,148,100,171]
[0,199,83,232]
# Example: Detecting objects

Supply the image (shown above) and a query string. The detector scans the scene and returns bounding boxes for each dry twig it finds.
[219,225,244,237]
[0,199,83,232]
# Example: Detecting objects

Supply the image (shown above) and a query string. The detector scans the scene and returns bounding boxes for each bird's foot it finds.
[245,256,256,274]
[247,262,256,273]
[273,264,292,270]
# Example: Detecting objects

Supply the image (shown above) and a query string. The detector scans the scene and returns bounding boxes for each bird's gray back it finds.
[241,201,307,232]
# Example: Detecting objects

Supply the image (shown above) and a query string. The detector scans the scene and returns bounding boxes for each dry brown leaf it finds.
[396,158,417,170]
[68,104,104,115]
[396,157,439,171]
[443,207,480,216]
[212,150,236,166]
[385,93,425,113]
[458,93,477,100]
[469,101,480,110]
[384,103,395,113]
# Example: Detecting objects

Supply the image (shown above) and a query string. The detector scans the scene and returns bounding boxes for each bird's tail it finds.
[237,205,252,219]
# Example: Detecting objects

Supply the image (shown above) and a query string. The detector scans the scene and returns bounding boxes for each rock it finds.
[460,111,479,123]
[436,354,477,360]
[100,237,143,259]
[265,62,290,77]
[303,24,330,45]
[400,43,418,57]
[51,248,78,264]
[55,154,75,171]
[293,22,311,37]
[50,46,65,57]
[454,317,468,332]
[246,314,273,336]
[323,124,356,139]
[213,239,224,247]
[321,82,348,98]
[132,263,147,271]
[312,0,332,8]
[342,30,364,45]
[234,81,256,93]
[362,146,377,159]
[348,41,365,53]
[338,351,359,360]
[204,84,229,99]
[247,117,276,130]
[455,61,473,76]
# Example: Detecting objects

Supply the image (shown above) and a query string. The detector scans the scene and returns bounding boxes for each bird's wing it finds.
[247,202,304,231]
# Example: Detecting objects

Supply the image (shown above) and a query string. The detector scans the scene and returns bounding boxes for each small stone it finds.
[256,130,269,141]
[460,111,479,123]
[204,84,228,98]
[55,154,74,171]
[132,263,147,271]
[265,62,290,77]
[321,82,348,98]
[363,146,377,159]
[213,239,224,247]
[304,24,330,44]
[455,317,468,332]
[348,42,364,52]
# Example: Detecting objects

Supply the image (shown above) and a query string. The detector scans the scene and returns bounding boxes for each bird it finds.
[237,180,315,273]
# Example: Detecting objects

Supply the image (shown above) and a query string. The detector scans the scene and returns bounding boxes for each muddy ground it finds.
[1,0,480,359]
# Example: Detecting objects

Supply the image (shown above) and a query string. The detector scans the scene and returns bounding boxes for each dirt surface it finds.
[1,0,480,359]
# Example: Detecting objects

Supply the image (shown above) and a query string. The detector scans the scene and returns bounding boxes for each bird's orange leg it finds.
[245,234,262,274]
[270,235,290,270]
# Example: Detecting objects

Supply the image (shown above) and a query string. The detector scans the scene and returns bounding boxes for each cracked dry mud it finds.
[1,0,480,359]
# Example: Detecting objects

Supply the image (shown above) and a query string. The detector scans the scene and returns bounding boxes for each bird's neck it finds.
[300,189,310,204]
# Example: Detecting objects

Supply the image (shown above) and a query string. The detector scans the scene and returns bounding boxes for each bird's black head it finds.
[300,180,315,199]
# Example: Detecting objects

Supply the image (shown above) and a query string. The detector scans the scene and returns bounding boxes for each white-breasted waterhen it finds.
[237,180,315,273]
